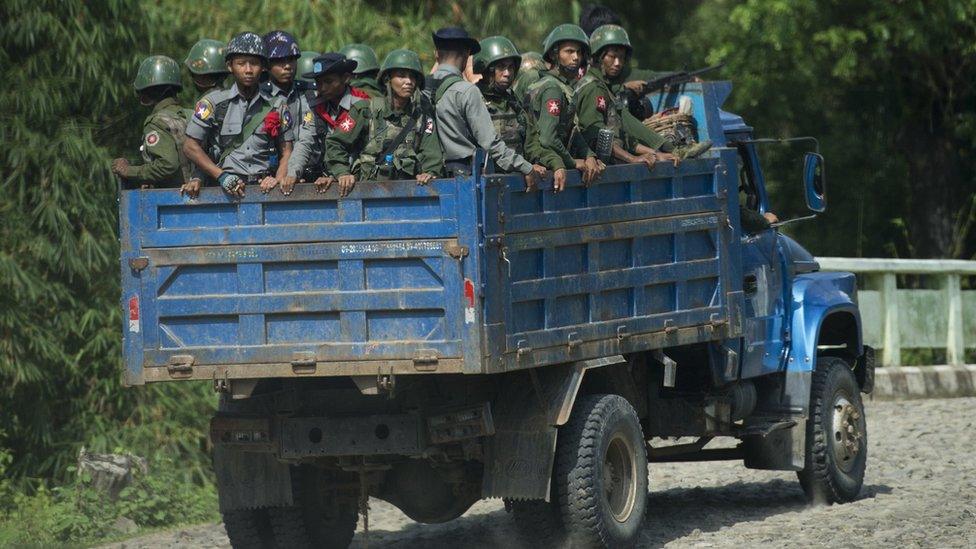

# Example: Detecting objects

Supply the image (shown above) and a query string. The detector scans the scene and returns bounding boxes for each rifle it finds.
[619,63,724,120]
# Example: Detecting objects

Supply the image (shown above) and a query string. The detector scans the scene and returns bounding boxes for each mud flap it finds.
[743,421,806,471]
[213,445,293,511]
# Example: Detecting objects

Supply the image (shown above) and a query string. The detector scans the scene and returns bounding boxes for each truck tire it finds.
[797,356,867,504]
[268,466,358,549]
[222,508,273,549]
[506,498,565,546]
[553,394,648,548]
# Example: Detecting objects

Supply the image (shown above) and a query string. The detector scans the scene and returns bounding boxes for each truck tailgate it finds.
[120,180,474,385]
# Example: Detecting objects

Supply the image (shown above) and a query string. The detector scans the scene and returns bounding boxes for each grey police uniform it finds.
[261,80,311,142]
[186,82,294,179]
[287,87,367,178]
[429,64,533,175]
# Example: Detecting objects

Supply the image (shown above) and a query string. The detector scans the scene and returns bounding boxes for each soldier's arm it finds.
[622,110,668,151]
[523,105,563,171]
[286,121,317,177]
[419,116,444,176]
[535,86,576,169]
[573,83,603,151]
[462,86,531,174]
[125,121,182,184]
[324,105,367,177]
[184,102,223,179]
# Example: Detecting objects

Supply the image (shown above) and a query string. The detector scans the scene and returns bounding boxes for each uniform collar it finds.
[229,82,273,102]
[152,96,179,113]
[548,66,577,85]
[313,87,358,111]
[434,64,463,78]
[265,80,298,99]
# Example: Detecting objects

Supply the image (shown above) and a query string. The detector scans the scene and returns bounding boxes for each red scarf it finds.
[314,87,370,128]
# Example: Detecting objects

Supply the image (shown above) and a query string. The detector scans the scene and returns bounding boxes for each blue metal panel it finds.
[120,179,471,382]
[788,271,862,372]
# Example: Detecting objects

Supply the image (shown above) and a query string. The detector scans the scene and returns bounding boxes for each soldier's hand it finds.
[583,156,603,185]
[416,172,435,186]
[657,151,680,167]
[259,176,279,194]
[524,170,539,192]
[180,179,201,199]
[637,153,657,171]
[338,174,356,197]
[280,176,297,196]
[553,168,567,193]
[314,176,335,193]
[218,172,245,198]
[623,80,645,93]
[763,211,780,224]
[111,158,129,177]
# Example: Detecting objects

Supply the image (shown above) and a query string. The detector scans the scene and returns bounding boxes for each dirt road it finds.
[106,397,976,548]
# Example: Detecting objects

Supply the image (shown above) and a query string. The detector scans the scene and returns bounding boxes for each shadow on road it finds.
[352,480,891,548]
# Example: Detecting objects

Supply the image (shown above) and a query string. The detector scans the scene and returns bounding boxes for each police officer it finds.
[576,24,677,169]
[325,49,442,197]
[527,24,603,190]
[474,36,560,186]
[183,32,294,197]
[184,38,229,95]
[340,43,383,98]
[262,31,310,144]
[111,55,192,190]
[512,51,547,104]
[427,27,546,188]
[285,53,370,194]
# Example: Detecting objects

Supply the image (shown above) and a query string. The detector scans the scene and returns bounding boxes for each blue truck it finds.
[119,81,873,548]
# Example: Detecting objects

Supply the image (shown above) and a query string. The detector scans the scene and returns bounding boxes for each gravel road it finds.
[106,397,976,548]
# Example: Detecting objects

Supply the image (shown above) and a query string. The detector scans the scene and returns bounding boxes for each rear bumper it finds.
[143,358,465,383]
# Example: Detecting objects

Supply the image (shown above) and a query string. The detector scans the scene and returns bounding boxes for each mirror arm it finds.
[770,214,818,229]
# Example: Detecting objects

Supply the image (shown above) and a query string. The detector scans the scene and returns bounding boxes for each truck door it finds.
[736,143,788,378]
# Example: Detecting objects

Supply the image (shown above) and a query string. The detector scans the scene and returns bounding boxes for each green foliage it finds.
[0,459,217,546]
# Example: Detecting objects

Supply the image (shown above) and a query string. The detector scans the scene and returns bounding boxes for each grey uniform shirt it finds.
[287,88,365,177]
[432,65,532,175]
[186,83,294,178]
[263,81,310,142]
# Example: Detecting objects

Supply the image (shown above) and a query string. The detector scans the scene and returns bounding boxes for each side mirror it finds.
[802,152,826,212]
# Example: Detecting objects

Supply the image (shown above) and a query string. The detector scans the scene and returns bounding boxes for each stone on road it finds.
[105,397,976,548]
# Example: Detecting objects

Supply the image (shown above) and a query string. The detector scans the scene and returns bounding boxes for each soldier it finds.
[284,53,370,194]
[183,32,294,198]
[261,31,310,143]
[526,24,603,190]
[340,43,383,98]
[427,27,546,188]
[474,36,561,187]
[325,49,442,197]
[184,38,229,95]
[512,51,547,104]
[111,55,192,190]
[576,24,677,169]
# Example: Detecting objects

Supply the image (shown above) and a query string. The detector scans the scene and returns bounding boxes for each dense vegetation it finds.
[0,0,973,542]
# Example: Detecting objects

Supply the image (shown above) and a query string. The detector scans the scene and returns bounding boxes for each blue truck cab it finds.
[119,80,873,548]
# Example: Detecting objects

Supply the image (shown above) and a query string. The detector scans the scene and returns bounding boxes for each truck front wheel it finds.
[554,394,648,547]
[797,357,867,504]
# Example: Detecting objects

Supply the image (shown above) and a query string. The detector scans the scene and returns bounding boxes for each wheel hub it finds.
[831,396,863,473]
[603,434,637,523]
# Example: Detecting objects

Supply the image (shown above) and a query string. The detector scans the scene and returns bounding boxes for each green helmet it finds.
[473,35,521,74]
[134,55,182,91]
[378,49,424,86]
[520,51,546,72]
[184,38,227,75]
[296,51,321,83]
[542,24,589,63]
[339,43,380,74]
[589,24,632,58]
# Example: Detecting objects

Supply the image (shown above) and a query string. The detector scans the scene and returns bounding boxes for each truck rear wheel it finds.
[554,394,648,548]
[506,498,565,546]
[797,356,867,504]
[267,466,359,549]
[222,508,273,549]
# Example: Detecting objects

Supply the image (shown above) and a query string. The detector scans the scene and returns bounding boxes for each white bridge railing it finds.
[817,258,976,367]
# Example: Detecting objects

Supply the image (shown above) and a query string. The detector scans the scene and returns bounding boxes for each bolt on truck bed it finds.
[119,151,744,385]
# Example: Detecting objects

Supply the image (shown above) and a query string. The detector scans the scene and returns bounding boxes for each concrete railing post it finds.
[943,273,965,366]
[880,272,900,367]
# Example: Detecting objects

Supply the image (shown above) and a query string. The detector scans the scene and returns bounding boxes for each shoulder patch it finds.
[303,111,313,125]
[144,130,160,147]
[338,115,356,133]
[596,95,607,112]
[282,109,293,129]
[425,118,434,134]
[546,98,561,116]
[194,98,214,121]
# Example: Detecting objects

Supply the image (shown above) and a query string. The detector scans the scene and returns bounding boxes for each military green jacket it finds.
[126,97,191,186]
[478,82,560,172]
[575,66,666,155]
[526,68,594,170]
[512,68,543,105]
[325,93,443,180]
[351,75,383,98]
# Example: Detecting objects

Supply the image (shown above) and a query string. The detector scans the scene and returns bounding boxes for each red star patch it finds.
[338,116,356,133]
[546,99,561,116]
[146,132,158,145]
[596,96,607,112]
